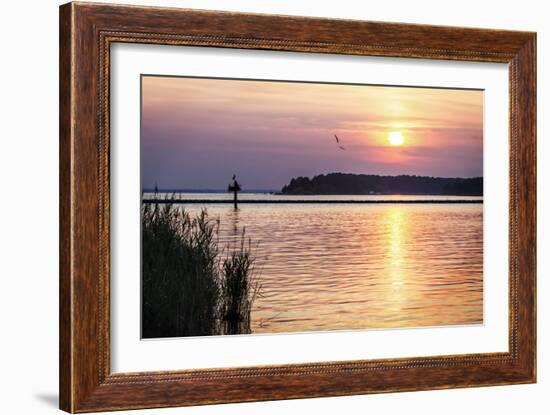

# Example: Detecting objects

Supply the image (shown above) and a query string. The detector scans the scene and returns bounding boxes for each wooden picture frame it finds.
[59,2,536,412]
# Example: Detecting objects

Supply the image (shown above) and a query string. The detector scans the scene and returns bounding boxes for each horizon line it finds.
[141,199,483,205]
[143,173,483,193]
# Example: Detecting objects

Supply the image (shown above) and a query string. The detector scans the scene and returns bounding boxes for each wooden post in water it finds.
[227,174,242,209]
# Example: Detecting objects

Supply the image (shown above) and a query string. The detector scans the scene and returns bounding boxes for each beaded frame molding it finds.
[59,2,536,412]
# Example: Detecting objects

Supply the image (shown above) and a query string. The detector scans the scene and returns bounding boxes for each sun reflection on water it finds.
[384,207,408,311]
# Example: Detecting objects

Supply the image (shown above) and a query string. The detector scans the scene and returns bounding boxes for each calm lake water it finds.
[144,193,483,334]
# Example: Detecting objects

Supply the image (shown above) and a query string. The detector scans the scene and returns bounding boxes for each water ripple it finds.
[180,202,483,334]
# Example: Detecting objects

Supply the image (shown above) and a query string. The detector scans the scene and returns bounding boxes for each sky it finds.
[141,76,483,191]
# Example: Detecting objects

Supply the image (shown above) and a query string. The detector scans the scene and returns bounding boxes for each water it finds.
[147,193,483,334]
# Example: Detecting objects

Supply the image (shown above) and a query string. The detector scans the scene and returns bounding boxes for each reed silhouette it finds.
[141,198,261,338]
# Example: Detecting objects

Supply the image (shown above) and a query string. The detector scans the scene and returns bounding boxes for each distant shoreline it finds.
[280,173,483,197]
[142,199,483,204]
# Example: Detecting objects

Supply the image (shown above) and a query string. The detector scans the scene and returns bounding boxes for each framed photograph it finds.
[59,2,536,412]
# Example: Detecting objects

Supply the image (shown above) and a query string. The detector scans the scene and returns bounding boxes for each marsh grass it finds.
[220,232,261,335]
[141,198,261,338]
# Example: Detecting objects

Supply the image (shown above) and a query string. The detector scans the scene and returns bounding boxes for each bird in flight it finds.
[334,134,345,150]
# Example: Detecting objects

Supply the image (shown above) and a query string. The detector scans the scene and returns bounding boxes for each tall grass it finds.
[141,200,261,338]
[221,233,259,335]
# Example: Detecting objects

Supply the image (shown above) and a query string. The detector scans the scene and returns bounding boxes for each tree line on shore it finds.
[281,173,483,196]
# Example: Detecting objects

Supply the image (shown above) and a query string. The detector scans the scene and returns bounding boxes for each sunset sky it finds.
[141,76,483,191]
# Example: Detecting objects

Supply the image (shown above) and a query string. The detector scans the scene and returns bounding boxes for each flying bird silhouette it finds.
[334,134,345,150]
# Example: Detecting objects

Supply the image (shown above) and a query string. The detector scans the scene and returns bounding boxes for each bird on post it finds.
[227,174,242,209]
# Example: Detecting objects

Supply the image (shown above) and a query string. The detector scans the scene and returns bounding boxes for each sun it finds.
[388,131,405,146]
